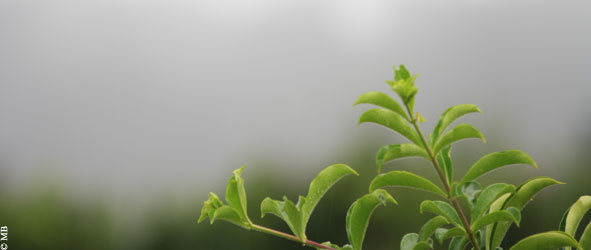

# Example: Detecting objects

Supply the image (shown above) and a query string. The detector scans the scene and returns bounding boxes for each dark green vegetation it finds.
[199,65,591,250]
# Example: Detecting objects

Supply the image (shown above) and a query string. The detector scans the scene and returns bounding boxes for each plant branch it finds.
[405,104,481,250]
[251,224,337,250]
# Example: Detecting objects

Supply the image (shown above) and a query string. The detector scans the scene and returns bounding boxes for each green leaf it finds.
[441,227,466,241]
[225,166,252,224]
[199,192,223,223]
[579,222,591,250]
[432,124,485,155]
[413,242,432,250]
[346,189,397,250]
[359,109,422,146]
[401,233,420,250]
[260,197,306,241]
[316,242,355,250]
[354,91,409,121]
[509,231,581,250]
[460,150,537,185]
[471,208,521,232]
[436,145,454,185]
[457,181,482,205]
[376,144,429,172]
[564,195,591,238]
[434,228,448,244]
[487,177,564,249]
[471,183,515,223]
[301,164,359,227]
[370,171,447,198]
[386,65,419,105]
[418,216,450,242]
[432,104,482,143]
[448,236,469,250]
[420,200,462,227]
[211,206,250,228]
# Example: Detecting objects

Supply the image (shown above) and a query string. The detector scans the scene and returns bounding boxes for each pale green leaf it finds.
[434,228,448,244]
[283,197,306,242]
[579,222,591,250]
[346,189,397,250]
[359,109,422,146]
[354,91,409,120]
[441,227,466,241]
[509,231,581,250]
[460,150,537,185]
[376,144,429,172]
[418,216,450,242]
[225,166,251,224]
[432,124,485,155]
[370,171,447,198]
[486,193,511,250]
[413,242,432,250]
[199,192,223,223]
[420,200,462,227]
[436,145,453,185]
[471,183,515,223]
[301,164,359,227]
[564,195,591,237]
[432,104,481,143]
[401,233,420,250]
[212,206,250,228]
[457,181,482,205]
[448,236,469,250]
[488,177,564,249]
[472,208,521,232]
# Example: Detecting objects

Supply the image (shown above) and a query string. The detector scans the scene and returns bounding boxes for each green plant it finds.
[198,65,588,250]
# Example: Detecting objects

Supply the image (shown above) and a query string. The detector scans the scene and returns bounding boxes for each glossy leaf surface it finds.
[376,143,429,172]
[359,109,421,145]
[355,91,409,120]
[564,195,591,237]
[420,200,462,227]
[370,171,447,197]
[509,231,581,250]
[346,189,397,250]
[460,150,537,185]
[432,124,485,155]
[432,104,481,143]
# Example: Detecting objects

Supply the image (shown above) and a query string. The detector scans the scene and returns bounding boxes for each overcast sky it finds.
[0,0,589,200]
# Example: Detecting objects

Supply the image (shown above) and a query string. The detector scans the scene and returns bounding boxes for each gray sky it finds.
[1,0,589,200]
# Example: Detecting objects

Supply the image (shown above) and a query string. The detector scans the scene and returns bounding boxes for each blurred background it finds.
[0,0,589,249]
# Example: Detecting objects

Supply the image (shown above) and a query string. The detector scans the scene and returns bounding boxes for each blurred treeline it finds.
[0,132,589,250]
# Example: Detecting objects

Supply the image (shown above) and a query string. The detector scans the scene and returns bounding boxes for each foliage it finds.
[198,65,589,250]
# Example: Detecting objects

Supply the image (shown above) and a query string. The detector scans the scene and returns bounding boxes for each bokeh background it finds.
[0,0,589,249]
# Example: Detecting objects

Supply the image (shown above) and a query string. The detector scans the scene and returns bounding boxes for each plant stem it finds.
[405,105,481,250]
[251,224,337,250]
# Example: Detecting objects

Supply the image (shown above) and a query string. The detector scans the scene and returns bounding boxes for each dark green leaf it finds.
[420,200,462,227]
[359,109,422,146]
[354,91,409,121]
[418,216,450,242]
[432,124,485,155]
[376,144,429,172]
[432,104,482,143]
[346,189,397,250]
[460,150,537,185]
[509,231,581,250]
[370,171,447,198]
[471,183,515,223]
